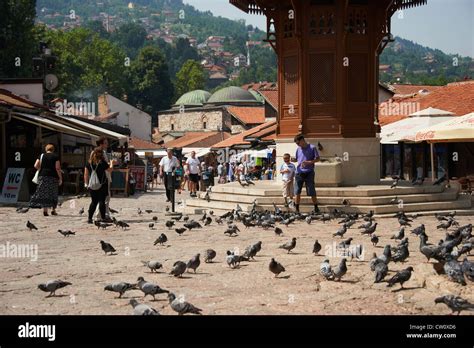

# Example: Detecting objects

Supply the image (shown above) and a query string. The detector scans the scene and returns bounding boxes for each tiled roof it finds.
[245,123,277,139]
[129,137,163,150]
[257,89,278,110]
[96,112,119,121]
[241,82,277,91]
[226,106,265,125]
[0,88,48,110]
[389,84,443,96]
[164,131,230,148]
[379,81,474,126]
[212,121,277,149]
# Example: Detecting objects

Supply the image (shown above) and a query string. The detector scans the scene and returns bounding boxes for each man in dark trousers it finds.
[159,148,179,202]
[293,134,320,213]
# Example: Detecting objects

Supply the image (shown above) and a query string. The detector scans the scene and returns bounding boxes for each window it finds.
[203,122,207,129]
[171,123,174,131]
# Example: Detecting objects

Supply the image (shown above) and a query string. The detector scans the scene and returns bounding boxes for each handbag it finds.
[32,154,43,184]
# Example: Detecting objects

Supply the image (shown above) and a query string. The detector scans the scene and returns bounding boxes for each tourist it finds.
[159,148,179,202]
[293,134,320,213]
[217,162,226,184]
[186,151,200,197]
[29,144,62,216]
[280,153,296,208]
[152,163,159,188]
[84,148,114,223]
[93,137,112,221]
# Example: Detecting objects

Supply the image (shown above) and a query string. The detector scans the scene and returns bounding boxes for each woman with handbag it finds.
[84,148,114,224]
[29,144,62,216]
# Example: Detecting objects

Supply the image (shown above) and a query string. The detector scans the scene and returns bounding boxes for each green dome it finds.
[174,90,211,107]
[248,89,265,103]
[207,86,258,105]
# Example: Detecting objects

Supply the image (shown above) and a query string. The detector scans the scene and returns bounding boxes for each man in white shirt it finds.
[186,151,200,197]
[159,148,179,202]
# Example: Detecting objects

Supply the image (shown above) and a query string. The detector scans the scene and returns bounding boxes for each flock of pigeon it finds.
[20,198,474,315]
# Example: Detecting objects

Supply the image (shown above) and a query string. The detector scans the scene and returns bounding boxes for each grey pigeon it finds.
[379,245,392,264]
[170,261,187,277]
[333,224,347,238]
[38,280,72,297]
[129,299,159,315]
[175,228,186,236]
[369,253,381,271]
[142,260,163,273]
[333,258,347,281]
[186,254,201,273]
[168,293,202,315]
[392,243,410,263]
[274,227,283,236]
[435,295,474,315]
[443,257,466,285]
[305,216,312,224]
[313,240,321,255]
[361,223,378,235]
[78,207,84,215]
[243,241,262,260]
[411,224,425,236]
[58,229,75,237]
[279,237,296,253]
[269,258,286,277]
[391,227,405,240]
[27,221,38,231]
[224,225,239,237]
[16,207,29,213]
[152,216,158,222]
[154,233,168,246]
[165,220,175,229]
[338,237,353,249]
[104,282,137,298]
[148,223,155,230]
[320,259,334,280]
[100,240,116,255]
[204,249,216,263]
[461,257,474,282]
[387,266,414,289]
[371,234,379,246]
[358,220,372,229]
[136,277,169,300]
[374,262,388,283]
[226,250,240,268]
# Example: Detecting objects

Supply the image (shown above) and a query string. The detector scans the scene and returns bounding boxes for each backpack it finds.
[89,163,103,190]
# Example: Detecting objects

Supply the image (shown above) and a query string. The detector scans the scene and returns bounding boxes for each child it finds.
[280,153,296,208]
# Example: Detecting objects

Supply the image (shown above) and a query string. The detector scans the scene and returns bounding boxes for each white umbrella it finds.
[409,107,454,117]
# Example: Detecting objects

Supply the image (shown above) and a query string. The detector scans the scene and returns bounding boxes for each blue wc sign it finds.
[1,168,25,203]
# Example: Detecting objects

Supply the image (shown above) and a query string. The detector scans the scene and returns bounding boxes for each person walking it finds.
[84,148,114,223]
[186,151,200,197]
[93,137,112,221]
[280,153,296,208]
[29,144,62,216]
[293,134,320,213]
[159,149,179,202]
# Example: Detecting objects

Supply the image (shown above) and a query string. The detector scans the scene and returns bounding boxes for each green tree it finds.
[127,45,174,125]
[83,20,109,40]
[44,28,127,102]
[111,22,147,59]
[0,0,37,78]
[174,59,206,100]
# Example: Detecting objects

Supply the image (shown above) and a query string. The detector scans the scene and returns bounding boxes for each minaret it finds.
[246,42,250,66]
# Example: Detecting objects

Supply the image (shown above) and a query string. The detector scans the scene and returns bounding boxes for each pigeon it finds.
[129,299,159,315]
[361,223,378,236]
[371,234,379,246]
[224,225,239,237]
[215,217,223,225]
[167,293,202,315]
[145,209,153,214]
[154,233,168,246]
[391,178,399,189]
[398,217,411,227]
[333,224,347,238]
[16,207,29,213]
[279,237,297,253]
[389,196,398,205]
[149,223,155,230]
[345,219,356,229]
[38,280,72,297]
[269,258,286,277]
[104,282,137,298]
[342,199,350,207]
[332,258,347,281]
[27,221,38,231]
[183,215,190,222]
[305,216,312,224]
[411,224,425,236]
[386,266,414,289]
[142,260,163,273]
[320,259,334,280]
[444,257,466,285]
[136,277,169,300]
[435,295,474,315]
[152,216,158,222]
[379,245,392,264]
[184,221,202,230]
[170,261,187,277]
[274,227,283,236]
[57,229,75,237]
[137,208,142,215]
[96,221,113,230]
[338,237,353,249]
[78,207,84,215]
[109,207,119,214]
[226,250,240,268]
[100,240,116,255]
[391,227,405,240]
[116,221,129,230]
[165,206,170,212]
[186,254,201,273]
[204,249,216,263]
[437,219,454,231]
[175,228,186,236]
[461,258,474,282]
[374,262,388,283]
[243,241,262,260]
[236,204,242,212]
[165,220,175,229]
[204,217,212,226]
[392,243,410,263]
[358,220,372,229]
[313,240,322,255]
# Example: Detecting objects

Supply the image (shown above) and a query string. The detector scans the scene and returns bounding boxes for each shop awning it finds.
[135,150,167,158]
[13,112,94,142]
[57,116,129,145]
[414,113,474,143]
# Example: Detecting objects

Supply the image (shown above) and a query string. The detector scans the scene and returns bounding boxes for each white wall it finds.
[105,94,152,141]
[1,83,43,104]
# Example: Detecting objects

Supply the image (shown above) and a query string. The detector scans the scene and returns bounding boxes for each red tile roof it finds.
[258,89,278,110]
[212,121,277,149]
[379,80,474,126]
[164,131,230,148]
[241,82,277,91]
[226,106,265,125]
[0,88,48,110]
[389,84,443,96]
[129,137,163,150]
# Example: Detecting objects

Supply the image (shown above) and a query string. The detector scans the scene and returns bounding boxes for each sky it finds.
[183,0,473,57]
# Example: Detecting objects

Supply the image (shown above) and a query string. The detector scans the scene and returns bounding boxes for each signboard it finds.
[110,169,129,196]
[1,168,25,203]
[128,165,146,191]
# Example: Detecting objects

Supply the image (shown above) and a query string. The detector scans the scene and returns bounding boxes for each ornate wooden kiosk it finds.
[230,0,427,185]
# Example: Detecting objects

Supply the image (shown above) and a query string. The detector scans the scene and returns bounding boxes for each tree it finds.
[111,22,147,59]
[83,20,109,40]
[127,45,174,125]
[44,28,127,103]
[0,0,37,78]
[174,60,206,100]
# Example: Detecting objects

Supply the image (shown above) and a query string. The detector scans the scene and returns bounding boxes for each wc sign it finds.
[1,168,25,203]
